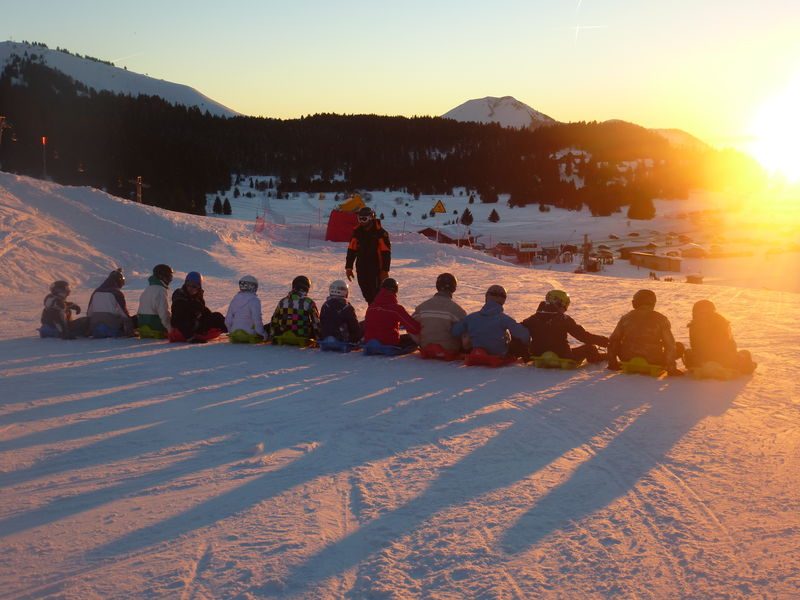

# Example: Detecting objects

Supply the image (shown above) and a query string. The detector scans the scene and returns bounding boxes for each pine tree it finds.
[488,208,500,222]
[212,196,222,214]
[233,187,240,198]
[223,198,232,215]
[392,208,397,217]
[460,207,474,226]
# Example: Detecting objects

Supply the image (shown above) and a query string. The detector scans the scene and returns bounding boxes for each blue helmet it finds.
[185,271,203,287]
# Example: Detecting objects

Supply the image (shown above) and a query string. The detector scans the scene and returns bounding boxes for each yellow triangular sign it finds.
[431,199,446,214]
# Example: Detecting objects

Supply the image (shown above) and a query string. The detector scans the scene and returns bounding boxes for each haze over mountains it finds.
[1,41,705,148]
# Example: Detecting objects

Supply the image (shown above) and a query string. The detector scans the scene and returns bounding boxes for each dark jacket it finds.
[345,221,391,274]
[523,301,608,357]
[688,312,738,368]
[171,285,211,339]
[363,288,420,346]
[320,296,361,343]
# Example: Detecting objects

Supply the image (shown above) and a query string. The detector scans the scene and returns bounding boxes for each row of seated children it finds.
[41,267,755,375]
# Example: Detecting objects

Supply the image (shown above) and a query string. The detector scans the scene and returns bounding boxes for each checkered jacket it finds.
[269,291,320,340]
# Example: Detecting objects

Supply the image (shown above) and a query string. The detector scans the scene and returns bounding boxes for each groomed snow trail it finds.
[1,173,798,599]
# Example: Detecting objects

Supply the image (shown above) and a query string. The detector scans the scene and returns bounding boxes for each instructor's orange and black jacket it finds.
[345,221,391,275]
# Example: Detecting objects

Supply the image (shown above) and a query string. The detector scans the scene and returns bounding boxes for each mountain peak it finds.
[442,96,557,130]
[0,41,239,118]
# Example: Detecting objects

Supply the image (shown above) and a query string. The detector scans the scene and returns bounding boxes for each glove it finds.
[68,302,81,315]
[379,271,389,281]
[597,335,609,347]
[607,359,621,371]
[345,268,354,282]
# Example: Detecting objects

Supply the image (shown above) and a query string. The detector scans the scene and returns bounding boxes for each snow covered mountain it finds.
[651,128,709,150]
[442,96,557,130]
[0,41,238,118]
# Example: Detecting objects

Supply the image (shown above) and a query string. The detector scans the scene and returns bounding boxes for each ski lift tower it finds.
[127,176,151,203]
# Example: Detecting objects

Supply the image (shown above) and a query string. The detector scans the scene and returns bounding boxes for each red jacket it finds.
[364,288,421,346]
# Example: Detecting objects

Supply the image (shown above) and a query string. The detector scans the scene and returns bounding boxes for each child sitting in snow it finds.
[607,289,683,376]
[269,275,320,342]
[363,278,420,351]
[225,275,266,343]
[170,271,227,343]
[519,289,609,363]
[451,284,529,358]
[40,280,89,339]
[137,264,174,338]
[319,279,361,343]
[682,299,756,374]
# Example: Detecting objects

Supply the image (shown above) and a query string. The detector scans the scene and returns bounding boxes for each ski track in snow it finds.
[0,172,798,598]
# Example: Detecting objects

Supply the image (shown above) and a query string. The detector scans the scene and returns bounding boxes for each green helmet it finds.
[545,289,570,310]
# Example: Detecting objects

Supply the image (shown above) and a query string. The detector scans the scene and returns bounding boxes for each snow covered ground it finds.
[1,172,798,598]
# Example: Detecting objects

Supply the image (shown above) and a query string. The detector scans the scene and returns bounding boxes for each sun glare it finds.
[748,74,800,182]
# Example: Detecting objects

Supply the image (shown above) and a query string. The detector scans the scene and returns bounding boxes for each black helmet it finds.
[292,275,311,293]
[153,264,174,285]
[381,277,399,293]
[632,289,657,308]
[485,284,507,305]
[109,268,125,288]
[435,272,457,294]
[50,280,70,296]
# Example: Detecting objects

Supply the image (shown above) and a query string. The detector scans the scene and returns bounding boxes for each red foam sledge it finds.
[464,348,515,367]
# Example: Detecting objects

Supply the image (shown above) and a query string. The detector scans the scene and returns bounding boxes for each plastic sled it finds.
[229,330,264,344]
[38,324,60,338]
[91,323,123,338]
[272,331,315,347]
[464,348,515,368]
[168,328,223,343]
[531,351,583,370]
[363,339,416,356]
[138,325,167,339]
[319,336,359,353]
[419,343,462,361]
[690,361,740,381]
[620,357,666,377]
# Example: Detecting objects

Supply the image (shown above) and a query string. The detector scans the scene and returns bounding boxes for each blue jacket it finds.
[451,300,530,357]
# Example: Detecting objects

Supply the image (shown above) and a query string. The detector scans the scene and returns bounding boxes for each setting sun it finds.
[748,73,800,182]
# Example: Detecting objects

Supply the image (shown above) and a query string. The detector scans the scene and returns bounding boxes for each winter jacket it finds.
[320,296,361,343]
[608,306,678,367]
[687,311,738,368]
[412,292,467,352]
[269,291,320,340]
[451,300,530,357]
[41,293,81,336]
[363,288,421,346]
[137,275,171,332]
[225,291,266,337]
[87,273,133,335]
[345,221,391,275]
[171,285,212,339]
[523,301,608,358]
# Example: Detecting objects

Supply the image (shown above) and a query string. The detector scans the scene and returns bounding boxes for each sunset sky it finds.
[4,1,800,162]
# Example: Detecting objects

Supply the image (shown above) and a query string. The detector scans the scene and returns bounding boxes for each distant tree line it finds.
[0,57,766,218]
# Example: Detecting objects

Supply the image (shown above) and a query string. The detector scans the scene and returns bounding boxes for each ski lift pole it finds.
[41,135,47,178]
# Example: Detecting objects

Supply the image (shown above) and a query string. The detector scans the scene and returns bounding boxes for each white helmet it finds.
[329,279,349,298]
[239,275,258,292]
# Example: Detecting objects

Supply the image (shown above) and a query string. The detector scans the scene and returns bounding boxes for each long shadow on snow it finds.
[89,358,582,559]
[500,375,744,554]
[0,347,370,536]
[280,374,742,595]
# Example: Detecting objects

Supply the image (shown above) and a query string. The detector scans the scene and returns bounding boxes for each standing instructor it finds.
[345,206,391,304]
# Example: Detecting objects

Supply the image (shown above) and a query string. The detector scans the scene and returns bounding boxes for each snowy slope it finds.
[0,173,798,598]
[442,96,557,129]
[0,41,238,117]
